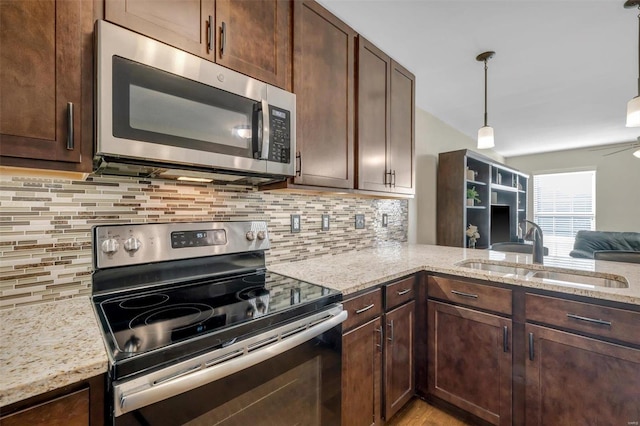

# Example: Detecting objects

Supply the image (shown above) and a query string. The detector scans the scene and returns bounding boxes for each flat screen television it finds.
[491,205,511,243]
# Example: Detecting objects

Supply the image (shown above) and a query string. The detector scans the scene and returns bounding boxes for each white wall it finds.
[505,145,640,232]
[408,108,503,244]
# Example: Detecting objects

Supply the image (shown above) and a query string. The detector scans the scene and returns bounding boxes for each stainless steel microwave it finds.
[95,20,295,183]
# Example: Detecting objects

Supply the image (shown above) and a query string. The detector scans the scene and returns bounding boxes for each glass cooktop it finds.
[93,271,341,379]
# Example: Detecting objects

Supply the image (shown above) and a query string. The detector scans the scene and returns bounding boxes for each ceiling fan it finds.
[588,138,640,157]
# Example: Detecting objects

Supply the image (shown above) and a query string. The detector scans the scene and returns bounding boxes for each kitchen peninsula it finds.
[2,243,639,425]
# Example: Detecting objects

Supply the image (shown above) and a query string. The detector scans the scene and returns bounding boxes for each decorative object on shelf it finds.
[476,51,496,149]
[467,186,481,206]
[625,0,640,127]
[491,191,498,204]
[466,167,477,180]
[466,224,480,249]
[496,172,502,185]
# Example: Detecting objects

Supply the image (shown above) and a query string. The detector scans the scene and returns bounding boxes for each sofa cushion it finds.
[569,231,640,259]
[593,250,640,264]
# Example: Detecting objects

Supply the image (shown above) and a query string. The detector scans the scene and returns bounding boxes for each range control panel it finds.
[93,221,269,270]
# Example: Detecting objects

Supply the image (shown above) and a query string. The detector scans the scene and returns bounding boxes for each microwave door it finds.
[103,55,268,175]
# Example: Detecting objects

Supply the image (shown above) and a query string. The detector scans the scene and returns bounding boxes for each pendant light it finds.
[625,0,640,127]
[476,51,496,149]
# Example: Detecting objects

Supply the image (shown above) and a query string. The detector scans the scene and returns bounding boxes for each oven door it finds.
[112,305,346,426]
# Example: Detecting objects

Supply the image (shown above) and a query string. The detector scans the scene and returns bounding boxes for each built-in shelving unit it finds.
[437,149,529,249]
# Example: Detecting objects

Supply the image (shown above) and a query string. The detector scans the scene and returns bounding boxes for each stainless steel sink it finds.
[456,260,629,289]
[528,270,628,288]
[456,261,533,276]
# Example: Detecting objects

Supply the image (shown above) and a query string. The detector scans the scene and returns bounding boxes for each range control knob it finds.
[101,238,119,255]
[257,231,266,240]
[124,237,142,253]
[245,231,256,241]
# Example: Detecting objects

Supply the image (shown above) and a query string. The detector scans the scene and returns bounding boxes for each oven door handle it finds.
[116,308,347,416]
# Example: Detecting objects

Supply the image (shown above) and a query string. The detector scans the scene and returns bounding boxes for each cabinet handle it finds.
[355,304,374,314]
[503,326,509,352]
[450,290,478,299]
[387,320,394,342]
[66,102,74,150]
[296,152,302,176]
[392,170,396,187]
[220,21,226,57]
[566,313,612,327]
[207,15,213,53]
[376,326,383,351]
[397,288,411,296]
[528,332,534,361]
[384,170,392,186]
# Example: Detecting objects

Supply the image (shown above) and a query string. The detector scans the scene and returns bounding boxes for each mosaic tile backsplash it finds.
[0,173,408,309]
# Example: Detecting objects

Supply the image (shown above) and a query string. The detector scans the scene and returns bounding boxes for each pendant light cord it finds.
[484,60,489,127]
[637,7,640,96]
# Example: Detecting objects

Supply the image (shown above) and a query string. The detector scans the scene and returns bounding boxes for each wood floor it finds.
[387,398,472,426]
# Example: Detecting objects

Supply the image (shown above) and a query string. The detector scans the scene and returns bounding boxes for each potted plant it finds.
[467,186,481,206]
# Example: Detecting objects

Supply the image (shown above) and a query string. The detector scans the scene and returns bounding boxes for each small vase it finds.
[468,239,477,249]
[466,199,474,206]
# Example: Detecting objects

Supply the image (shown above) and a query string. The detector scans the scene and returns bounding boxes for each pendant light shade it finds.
[627,96,640,127]
[625,0,640,127]
[476,51,495,149]
[477,126,495,149]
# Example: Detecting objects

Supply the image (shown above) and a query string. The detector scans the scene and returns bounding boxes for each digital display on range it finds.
[171,230,227,248]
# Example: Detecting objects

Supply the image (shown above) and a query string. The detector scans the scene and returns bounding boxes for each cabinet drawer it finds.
[385,276,416,310]
[427,276,512,315]
[343,288,383,331]
[526,294,640,346]
[0,388,89,426]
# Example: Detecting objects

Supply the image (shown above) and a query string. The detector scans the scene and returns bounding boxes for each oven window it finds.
[112,56,258,158]
[115,332,341,426]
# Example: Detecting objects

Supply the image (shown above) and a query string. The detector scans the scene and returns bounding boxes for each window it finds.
[533,171,596,257]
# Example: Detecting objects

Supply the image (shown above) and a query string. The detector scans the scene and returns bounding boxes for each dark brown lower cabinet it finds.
[342,317,382,426]
[384,300,415,420]
[427,300,512,426]
[0,388,89,426]
[525,324,640,426]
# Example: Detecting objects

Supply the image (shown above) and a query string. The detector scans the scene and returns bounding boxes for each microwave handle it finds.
[258,99,270,160]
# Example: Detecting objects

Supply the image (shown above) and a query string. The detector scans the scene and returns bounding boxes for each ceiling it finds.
[316,0,640,158]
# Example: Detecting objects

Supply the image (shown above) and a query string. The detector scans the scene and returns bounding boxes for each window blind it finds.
[533,171,596,257]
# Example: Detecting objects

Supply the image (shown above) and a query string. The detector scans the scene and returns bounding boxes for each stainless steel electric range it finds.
[91,221,346,425]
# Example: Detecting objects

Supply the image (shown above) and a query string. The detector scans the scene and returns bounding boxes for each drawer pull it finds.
[451,290,478,299]
[566,313,612,327]
[397,288,411,296]
[376,326,383,351]
[355,304,375,314]
[529,332,534,361]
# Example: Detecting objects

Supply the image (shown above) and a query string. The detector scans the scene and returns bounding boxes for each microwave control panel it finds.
[268,106,291,164]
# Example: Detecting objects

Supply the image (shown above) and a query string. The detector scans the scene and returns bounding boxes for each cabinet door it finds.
[384,300,415,420]
[0,0,82,165]
[0,388,89,426]
[343,317,382,426]
[389,60,415,194]
[105,0,215,59]
[357,37,390,192]
[293,0,355,189]
[215,0,291,90]
[428,300,512,426]
[525,324,640,426]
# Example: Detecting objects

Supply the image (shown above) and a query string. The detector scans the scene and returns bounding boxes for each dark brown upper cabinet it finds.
[105,0,292,90]
[356,37,415,195]
[0,0,93,172]
[291,0,355,189]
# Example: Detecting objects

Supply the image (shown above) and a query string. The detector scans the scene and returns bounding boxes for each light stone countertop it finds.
[269,243,640,306]
[0,297,108,408]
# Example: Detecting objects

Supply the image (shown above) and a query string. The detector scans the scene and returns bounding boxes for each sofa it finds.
[569,230,640,260]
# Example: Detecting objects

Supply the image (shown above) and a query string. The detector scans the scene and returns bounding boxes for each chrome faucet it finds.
[521,220,544,264]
